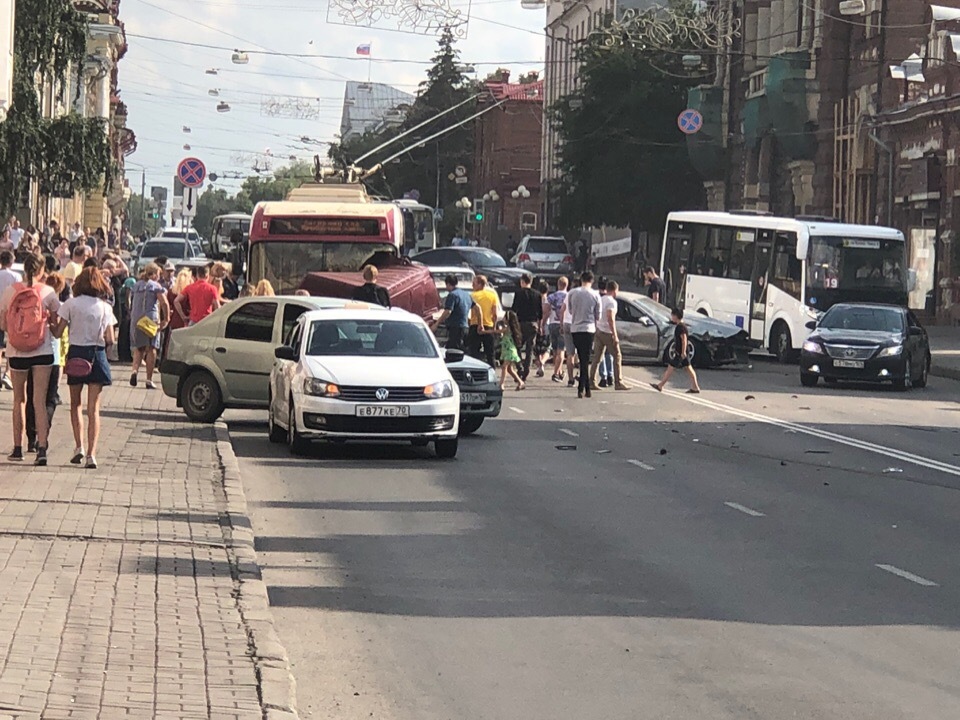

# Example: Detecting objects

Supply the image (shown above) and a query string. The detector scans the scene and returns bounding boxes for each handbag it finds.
[136,316,159,339]
[65,357,93,378]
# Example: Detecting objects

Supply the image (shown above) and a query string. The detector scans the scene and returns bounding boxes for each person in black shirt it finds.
[651,307,701,394]
[643,265,667,304]
[352,264,391,307]
[511,273,543,380]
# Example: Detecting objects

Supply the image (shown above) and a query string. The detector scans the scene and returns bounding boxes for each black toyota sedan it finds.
[799,303,930,389]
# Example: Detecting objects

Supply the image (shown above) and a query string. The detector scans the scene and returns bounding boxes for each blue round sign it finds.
[178,157,206,187]
[677,109,704,135]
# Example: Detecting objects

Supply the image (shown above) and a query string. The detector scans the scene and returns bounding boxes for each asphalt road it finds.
[229,357,960,719]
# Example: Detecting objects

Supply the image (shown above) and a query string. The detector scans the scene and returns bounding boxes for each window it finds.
[225,302,277,343]
[284,321,302,354]
[282,303,311,341]
[305,320,438,358]
[770,232,802,300]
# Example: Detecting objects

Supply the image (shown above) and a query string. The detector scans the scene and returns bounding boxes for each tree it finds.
[0,0,113,214]
[126,193,161,237]
[552,15,704,238]
[329,27,474,239]
[235,160,314,207]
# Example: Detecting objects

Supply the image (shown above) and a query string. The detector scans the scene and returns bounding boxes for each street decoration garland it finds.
[595,1,741,51]
[0,0,113,214]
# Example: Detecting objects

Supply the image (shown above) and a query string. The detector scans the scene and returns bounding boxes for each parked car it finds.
[510,235,574,279]
[413,246,527,308]
[135,236,202,274]
[160,295,503,431]
[269,307,461,458]
[615,292,752,367]
[799,302,930,389]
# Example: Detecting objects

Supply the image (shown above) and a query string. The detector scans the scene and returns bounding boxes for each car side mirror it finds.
[274,345,296,361]
[805,320,817,330]
[638,315,655,327]
[908,325,923,337]
[444,348,465,364]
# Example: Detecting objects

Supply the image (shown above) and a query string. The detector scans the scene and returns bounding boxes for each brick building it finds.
[472,73,544,255]
[687,0,960,317]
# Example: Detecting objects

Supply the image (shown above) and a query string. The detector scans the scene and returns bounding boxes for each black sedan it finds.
[799,303,930,389]
[412,247,528,304]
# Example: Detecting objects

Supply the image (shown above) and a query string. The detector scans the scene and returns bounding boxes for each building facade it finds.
[472,72,544,254]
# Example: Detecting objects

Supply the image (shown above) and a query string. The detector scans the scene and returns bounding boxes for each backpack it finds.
[5,283,47,352]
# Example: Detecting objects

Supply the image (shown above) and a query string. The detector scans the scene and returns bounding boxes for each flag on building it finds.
[356,43,371,56]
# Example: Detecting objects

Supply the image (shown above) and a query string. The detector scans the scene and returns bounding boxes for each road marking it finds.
[559,428,579,437]
[508,406,526,414]
[630,379,960,478]
[628,459,655,470]
[724,501,765,517]
[875,564,939,587]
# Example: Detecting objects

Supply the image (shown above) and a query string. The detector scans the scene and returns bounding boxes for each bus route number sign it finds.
[269,217,382,236]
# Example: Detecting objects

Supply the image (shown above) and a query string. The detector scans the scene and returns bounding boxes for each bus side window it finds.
[771,232,802,300]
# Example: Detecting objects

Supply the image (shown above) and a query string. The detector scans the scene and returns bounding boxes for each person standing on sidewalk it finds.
[129,263,169,390]
[432,274,473,351]
[0,250,22,391]
[565,271,601,399]
[651,307,701,395]
[54,267,116,469]
[590,280,628,391]
[175,264,221,326]
[25,272,66,453]
[511,273,542,381]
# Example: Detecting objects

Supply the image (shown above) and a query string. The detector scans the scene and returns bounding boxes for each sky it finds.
[120,0,547,200]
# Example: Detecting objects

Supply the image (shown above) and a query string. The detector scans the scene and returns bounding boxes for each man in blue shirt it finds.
[433,274,474,350]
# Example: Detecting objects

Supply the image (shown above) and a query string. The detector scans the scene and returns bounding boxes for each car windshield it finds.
[526,238,567,254]
[305,319,438,358]
[141,241,187,258]
[249,242,398,295]
[820,306,904,332]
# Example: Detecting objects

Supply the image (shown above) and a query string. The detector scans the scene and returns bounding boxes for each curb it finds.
[213,421,300,720]
[931,364,960,382]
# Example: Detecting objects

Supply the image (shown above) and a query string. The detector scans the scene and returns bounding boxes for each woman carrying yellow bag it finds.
[128,263,169,390]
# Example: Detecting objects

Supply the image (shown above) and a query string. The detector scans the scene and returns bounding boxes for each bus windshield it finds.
[808,236,906,291]
[249,241,397,294]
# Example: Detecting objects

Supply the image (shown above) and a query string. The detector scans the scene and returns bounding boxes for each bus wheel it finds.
[772,323,795,364]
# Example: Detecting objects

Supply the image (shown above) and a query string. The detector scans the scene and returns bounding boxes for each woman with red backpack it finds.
[0,254,61,465]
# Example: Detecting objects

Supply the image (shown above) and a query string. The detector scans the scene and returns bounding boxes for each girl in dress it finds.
[491,310,525,391]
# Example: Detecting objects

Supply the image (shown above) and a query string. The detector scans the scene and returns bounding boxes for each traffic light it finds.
[472,198,485,223]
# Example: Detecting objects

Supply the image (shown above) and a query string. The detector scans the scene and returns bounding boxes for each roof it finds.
[666,211,904,239]
[339,81,415,141]
[484,79,544,102]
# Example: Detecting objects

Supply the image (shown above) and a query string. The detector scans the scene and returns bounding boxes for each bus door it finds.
[663,222,691,308]
[749,229,774,343]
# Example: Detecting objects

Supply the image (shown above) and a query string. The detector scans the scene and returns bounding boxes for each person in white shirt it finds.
[7,217,23,250]
[564,271,601,398]
[590,280,628,391]
[68,222,82,244]
[53,267,116,470]
[0,250,23,390]
[0,254,60,465]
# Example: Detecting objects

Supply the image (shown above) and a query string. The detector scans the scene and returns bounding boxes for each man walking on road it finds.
[469,275,499,367]
[545,277,568,382]
[565,271,601,398]
[512,273,542,381]
[590,280,628,391]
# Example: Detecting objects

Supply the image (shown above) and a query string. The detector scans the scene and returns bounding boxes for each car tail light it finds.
[518,253,531,263]
[562,255,574,265]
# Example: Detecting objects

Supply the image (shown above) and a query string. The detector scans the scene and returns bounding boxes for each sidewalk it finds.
[926,326,960,381]
[0,374,297,720]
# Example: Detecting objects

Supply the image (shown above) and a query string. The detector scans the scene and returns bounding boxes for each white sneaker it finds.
[70,448,85,465]
[85,456,97,469]
[1,374,11,390]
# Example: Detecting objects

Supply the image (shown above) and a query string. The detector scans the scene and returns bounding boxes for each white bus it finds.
[394,199,437,255]
[211,212,252,259]
[660,212,909,361]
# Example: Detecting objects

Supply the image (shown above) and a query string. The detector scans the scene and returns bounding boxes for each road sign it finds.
[182,186,199,218]
[177,157,206,187]
[677,109,703,135]
[455,176,468,185]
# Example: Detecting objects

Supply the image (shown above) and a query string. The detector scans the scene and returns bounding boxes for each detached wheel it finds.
[287,400,310,455]
[459,416,484,435]
[180,370,224,423]
[267,393,285,444]
[800,372,818,387]
[435,438,459,459]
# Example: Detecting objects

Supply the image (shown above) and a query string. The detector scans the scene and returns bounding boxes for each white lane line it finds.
[628,459,655,471]
[629,378,960,478]
[559,428,579,437]
[724,501,766,517]
[508,406,526,414]
[875,564,939,587]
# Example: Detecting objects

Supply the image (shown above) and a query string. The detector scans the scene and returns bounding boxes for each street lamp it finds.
[455,197,471,237]
[511,185,531,199]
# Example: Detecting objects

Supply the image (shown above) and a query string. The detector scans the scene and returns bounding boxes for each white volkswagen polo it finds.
[269,306,461,458]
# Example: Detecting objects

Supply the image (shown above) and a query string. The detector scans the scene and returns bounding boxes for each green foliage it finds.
[194,187,252,240]
[329,27,474,240]
[552,22,704,235]
[127,193,161,236]
[0,0,115,215]
[235,161,313,207]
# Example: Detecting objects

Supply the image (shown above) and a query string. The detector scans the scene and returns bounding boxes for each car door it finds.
[217,300,279,402]
[616,299,660,359]
[272,318,303,425]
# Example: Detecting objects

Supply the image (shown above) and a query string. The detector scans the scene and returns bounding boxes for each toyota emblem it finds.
[844,349,857,358]
[464,372,473,383]
[375,388,390,401]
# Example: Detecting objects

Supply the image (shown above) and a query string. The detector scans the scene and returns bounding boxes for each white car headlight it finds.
[877,344,903,358]
[424,379,454,399]
[303,378,340,397]
[487,368,497,383]
[802,340,824,354]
